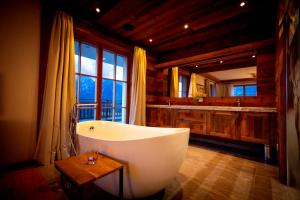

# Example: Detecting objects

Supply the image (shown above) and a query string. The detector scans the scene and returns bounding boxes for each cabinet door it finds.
[146,107,171,127]
[174,109,207,134]
[176,109,206,122]
[239,112,271,144]
[146,107,156,126]
[207,111,238,139]
[190,122,207,134]
[174,119,190,128]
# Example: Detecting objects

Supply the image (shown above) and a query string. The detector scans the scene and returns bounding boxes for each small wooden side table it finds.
[55,152,124,199]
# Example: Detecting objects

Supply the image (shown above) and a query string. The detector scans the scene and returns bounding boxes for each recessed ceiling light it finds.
[195,65,198,68]
[96,8,100,13]
[252,55,256,58]
[220,60,223,64]
[184,24,189,29]
[149,38,153,42]
[240,2,246,7]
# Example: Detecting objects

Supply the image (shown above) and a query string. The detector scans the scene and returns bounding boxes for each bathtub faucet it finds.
[89,126,95,132]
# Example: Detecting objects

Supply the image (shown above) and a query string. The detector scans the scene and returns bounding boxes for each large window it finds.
[178,75,188,97]
[232,84,257,96]
[102,50,127,123]
[75,41,128,123]
[75,41,98,121]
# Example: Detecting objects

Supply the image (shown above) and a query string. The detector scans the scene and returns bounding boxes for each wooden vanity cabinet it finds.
[207,111,238,139]
[173,109,207,134]
[146,107,172,127]
[238,112,275,144]
[146,107,276,145]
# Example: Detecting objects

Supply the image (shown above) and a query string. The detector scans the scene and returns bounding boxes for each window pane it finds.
[101,107,113,121]
[79,106,96,122]
[116,81,127,107]
[75,75,79,102]
[233,86,243,96]
[210,83,217,97]
[178,76,183,97]
[102,79,114,106]
[181,76,187,97]
[115,107,126,123]
[116,55,127,81]
[75,41,79,73]
[103,50,115,79]
[178,76,187,98]
[245,85,257,96]
[79,76,96,103]
[81,44,97,76]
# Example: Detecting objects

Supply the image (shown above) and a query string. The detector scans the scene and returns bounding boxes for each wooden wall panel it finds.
[257,47,276,96]
[145,54,170,98]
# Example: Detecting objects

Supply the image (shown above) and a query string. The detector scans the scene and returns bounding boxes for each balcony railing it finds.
[77,101,124,122]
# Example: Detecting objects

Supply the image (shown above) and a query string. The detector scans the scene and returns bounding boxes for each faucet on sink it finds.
[167,99,175,106]
[236,98,241,107]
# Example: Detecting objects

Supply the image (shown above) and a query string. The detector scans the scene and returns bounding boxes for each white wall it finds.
[0,0,41,165]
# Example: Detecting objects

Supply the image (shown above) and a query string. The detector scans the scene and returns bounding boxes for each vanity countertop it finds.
[147,104,277,113]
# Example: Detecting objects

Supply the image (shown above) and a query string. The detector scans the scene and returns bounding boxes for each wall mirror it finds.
[167,51,258,98]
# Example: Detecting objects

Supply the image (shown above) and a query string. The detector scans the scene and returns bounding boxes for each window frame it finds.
[75,41,98,121]
[232,84,257,97]
[101,49,128,122]
[74,33,132,123]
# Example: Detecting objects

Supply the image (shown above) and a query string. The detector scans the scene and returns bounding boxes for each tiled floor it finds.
[162,145,300,200]
[6,145,300,200]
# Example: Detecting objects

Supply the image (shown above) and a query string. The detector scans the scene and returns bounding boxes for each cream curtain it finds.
[226,84,234,96]
[34,11,75,165]
[216,83,225,97]
[170,67,179,97]
[188,73,197,97]
[129,47,147,125]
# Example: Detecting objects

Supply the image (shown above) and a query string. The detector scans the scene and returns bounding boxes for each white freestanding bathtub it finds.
[77,120,189,199]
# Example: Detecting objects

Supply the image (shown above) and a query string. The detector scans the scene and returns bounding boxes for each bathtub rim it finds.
[76,120,190,142]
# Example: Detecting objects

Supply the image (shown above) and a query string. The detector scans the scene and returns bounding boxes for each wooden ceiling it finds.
[43,0,277,67]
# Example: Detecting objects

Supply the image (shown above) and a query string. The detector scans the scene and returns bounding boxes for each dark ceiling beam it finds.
[120,0,212,38]
[154,39,274,68]
[97,0,167,31]
[158,26,274,62]
[131,1,248,42]
[134,0,261,43]
[150,15,257,52]
[179,51,256,68]
[221,78,257,83]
